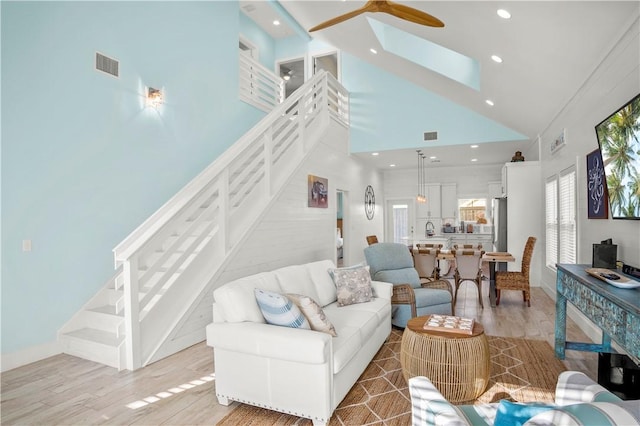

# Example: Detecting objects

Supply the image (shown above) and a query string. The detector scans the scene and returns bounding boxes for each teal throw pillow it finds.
[494,400,555,426]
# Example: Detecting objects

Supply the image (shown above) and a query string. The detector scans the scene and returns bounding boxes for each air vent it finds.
[242,4,256,13]
[95,52,119,77]
[423,131,438,141]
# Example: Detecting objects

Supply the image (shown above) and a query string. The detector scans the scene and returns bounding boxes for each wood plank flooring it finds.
[1,286,598,425]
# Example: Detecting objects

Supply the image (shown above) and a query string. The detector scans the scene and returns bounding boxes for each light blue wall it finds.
[239,11,276,67]
[1,1,270,353]
[340,53,527,152]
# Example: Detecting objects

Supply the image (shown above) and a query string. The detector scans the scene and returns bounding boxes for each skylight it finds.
[367,17,480,90]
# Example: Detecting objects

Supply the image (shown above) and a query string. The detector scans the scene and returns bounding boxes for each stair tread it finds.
[63,328,124,346]
[88,305,123,316]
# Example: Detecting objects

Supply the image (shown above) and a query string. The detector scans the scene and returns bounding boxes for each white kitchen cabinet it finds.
[440,183,458,220]
[449,234,492,249]
[488,181,502,199]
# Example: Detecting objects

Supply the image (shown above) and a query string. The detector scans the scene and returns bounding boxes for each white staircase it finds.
[58,70,349,371]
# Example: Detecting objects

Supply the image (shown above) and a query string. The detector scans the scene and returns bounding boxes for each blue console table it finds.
[555,264,640,366]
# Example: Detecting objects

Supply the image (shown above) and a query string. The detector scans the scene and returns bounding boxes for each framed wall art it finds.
[308,175,328,208]
[586,149,608,219]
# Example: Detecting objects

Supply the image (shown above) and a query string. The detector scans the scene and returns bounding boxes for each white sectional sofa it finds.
[205,260,393,426]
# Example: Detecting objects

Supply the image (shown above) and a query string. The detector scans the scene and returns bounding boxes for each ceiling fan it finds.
[309,0,444,32]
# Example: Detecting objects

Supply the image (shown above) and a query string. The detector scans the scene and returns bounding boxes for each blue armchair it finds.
[364,242,452,328]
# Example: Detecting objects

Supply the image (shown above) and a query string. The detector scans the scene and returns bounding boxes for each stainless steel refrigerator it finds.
[492,198,508,270]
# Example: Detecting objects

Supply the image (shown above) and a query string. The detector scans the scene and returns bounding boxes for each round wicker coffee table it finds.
[400,316,490,403]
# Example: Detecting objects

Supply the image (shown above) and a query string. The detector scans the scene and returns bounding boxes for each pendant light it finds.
[416,150,426,203]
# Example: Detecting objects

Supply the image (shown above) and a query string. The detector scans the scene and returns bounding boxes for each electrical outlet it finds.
[22,240,32,252]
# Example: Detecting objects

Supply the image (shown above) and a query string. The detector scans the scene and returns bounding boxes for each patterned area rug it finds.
[216,329,567,425]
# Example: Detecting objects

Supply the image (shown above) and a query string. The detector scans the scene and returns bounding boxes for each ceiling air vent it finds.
[242,4,256,13]
[423,131,438,141]
[95,52,119,78]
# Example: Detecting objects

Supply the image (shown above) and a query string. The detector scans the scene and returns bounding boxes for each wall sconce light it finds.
[146,87,163,108]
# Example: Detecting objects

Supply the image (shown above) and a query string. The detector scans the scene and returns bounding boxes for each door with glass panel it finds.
[386,199,415,244]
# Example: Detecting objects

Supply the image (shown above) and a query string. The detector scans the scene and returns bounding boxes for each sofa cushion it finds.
[275,264,322,304]
[305,260,339,307]
[495,400,554,426]
[214,272,282,323]
[330,266,373,306]
[414,287,452,307]
[254,289,310,329]
[373,268,421,288]
[287,293,337,336]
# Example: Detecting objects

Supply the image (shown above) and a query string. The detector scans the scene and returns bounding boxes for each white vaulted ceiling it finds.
[242,1,640,168]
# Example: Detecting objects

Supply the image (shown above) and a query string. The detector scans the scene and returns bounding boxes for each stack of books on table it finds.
[423,314,474,335]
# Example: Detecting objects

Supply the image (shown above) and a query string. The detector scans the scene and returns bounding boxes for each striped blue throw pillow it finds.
[254,289,310,329]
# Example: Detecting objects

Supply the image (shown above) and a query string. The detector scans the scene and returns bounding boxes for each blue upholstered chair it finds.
[364,242,452,328]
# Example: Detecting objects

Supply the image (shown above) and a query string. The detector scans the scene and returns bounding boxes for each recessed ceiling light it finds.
[471,158,478,162]
[371,152,379,156]
[430,156,437,160]
[497,9,511,19]
[390,164,396,167]
[273,20,280,26]
[485,99,494,106]
[491,55,503,63]
[370,48,378,54]
[471,144,479,148]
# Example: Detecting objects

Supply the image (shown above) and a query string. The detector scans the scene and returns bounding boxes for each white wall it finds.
[189,121,382,319]
[537,17,640,340]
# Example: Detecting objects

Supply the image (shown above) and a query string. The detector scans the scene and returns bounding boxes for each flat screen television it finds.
[594,93,640,219]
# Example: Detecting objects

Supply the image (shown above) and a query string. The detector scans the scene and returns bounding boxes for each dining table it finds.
[437,250,515,308]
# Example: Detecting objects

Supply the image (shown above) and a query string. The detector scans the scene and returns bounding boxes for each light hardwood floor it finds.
[1,285,598,425]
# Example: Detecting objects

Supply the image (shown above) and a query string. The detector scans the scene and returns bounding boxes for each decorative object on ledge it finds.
[364,185,375,220]
[586,149,608,219]
[550,128,566,154]
[511,150,525,162]
[308,175,328,208]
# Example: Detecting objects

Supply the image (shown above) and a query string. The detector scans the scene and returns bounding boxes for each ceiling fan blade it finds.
[385,2,445,27]
[308,3,372,32]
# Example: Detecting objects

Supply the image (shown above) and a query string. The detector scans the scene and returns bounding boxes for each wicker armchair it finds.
[452,249,485,308]
[496,236,536,307]
[364,243,453,327]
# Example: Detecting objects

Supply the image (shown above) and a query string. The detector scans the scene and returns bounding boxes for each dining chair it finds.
[452,249,485,308]
[453,243,483,250]
[496,236,536,307]
[416,243,443,249]
[364,243,453,327]
[366,235,379,245]
[412,247,441,282]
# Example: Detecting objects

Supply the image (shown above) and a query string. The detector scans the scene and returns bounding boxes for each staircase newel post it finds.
[123,255,141,370]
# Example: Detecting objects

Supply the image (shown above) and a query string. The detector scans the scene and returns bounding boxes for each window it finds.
[458,198,487,223]
[545,167,576,268]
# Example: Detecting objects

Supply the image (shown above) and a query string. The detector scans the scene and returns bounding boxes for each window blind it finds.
[545,178,558,268]
[559,168,576,264]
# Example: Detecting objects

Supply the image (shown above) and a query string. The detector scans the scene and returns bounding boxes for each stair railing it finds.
[111,71,348,370]
[239,53,285,112]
